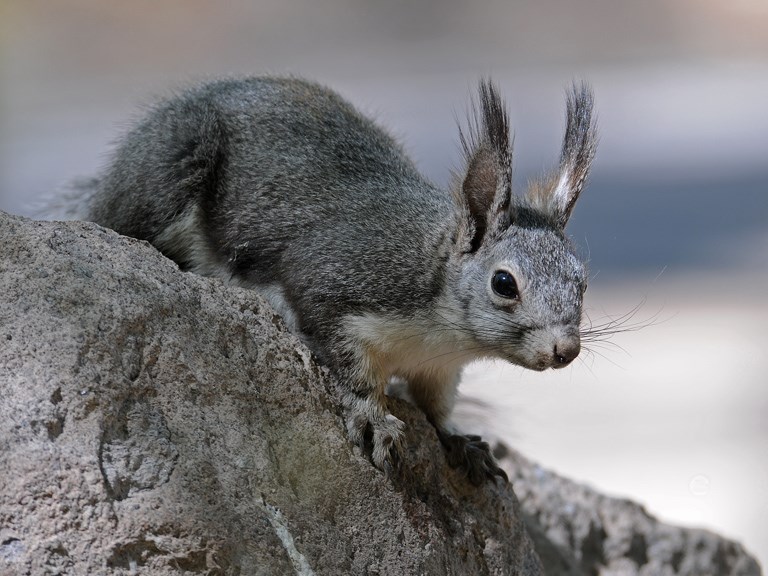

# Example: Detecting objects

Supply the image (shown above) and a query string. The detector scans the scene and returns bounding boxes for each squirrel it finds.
[77,76,597,485]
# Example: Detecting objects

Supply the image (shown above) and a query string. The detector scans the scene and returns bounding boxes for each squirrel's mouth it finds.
[552,357,576,369]
[512,350,578,372]
[505,355,549,372]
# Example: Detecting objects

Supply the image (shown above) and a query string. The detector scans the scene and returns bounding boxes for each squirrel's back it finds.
[87,77,454,313]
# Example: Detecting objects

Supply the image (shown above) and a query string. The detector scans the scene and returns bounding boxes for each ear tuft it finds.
[529,82,598,229]
[455,79,513,251]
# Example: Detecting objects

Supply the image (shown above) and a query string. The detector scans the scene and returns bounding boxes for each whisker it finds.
[576,351,597,376]
[581,345,629,370]
[580,296,664,345]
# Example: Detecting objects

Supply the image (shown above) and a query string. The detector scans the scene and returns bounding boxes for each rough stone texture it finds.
[496,445,763,576]
[0,211,762,576]
[0,211,542,576]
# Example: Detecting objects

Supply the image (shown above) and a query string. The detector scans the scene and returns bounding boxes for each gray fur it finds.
[81,76,597,485]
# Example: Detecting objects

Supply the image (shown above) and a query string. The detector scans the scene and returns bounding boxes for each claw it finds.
[346,403,405,473]
[438,431,509,485]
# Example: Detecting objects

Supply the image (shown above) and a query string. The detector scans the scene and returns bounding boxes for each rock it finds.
[0,212,542,575]
[496,445,763,576]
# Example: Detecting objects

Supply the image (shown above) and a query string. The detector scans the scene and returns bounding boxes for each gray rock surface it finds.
[0,212,541,575]
[0,211,762,576]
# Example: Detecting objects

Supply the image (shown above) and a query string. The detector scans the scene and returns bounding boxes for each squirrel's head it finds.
[450,80,597,371]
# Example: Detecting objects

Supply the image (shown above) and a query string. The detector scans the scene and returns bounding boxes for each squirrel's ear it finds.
[455,79,513,252]
[528,83,597,229]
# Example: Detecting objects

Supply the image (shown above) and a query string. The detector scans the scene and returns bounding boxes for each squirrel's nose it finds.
[553,338,580,368]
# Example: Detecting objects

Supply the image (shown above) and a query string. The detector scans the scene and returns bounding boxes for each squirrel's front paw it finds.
[439,432,509,486]
[346,403,405,472]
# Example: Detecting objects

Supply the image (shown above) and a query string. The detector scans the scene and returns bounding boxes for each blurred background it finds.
[1,0,766,568]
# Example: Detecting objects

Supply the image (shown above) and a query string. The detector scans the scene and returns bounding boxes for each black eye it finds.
[491,270,519,299]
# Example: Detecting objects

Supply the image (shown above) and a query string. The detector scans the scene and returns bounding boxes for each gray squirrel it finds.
[79,76,597,485]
